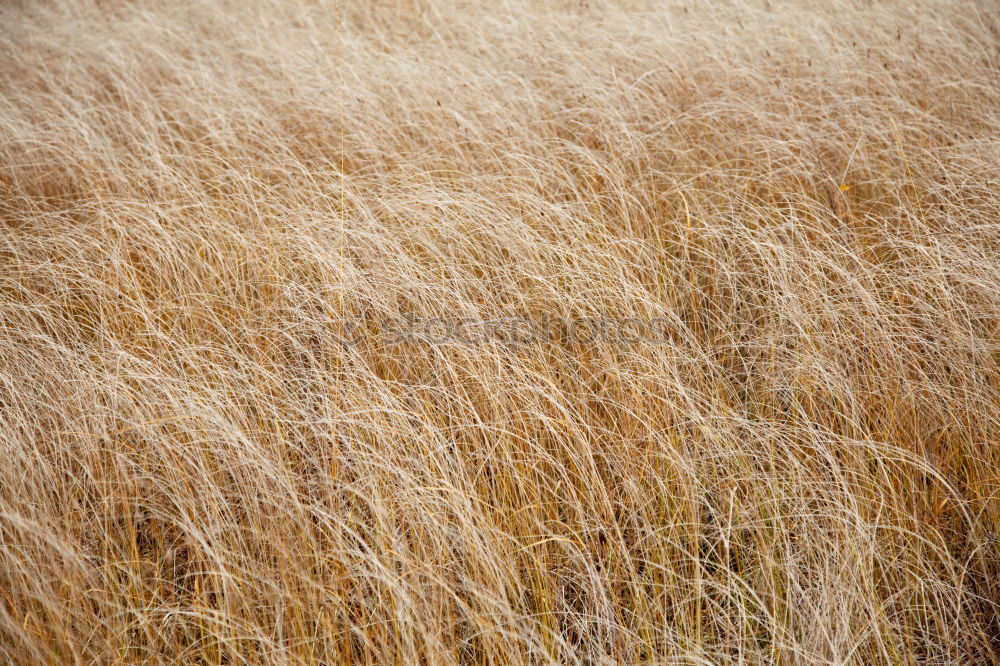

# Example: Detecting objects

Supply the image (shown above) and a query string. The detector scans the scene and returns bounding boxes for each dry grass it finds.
[2,0,1000,663]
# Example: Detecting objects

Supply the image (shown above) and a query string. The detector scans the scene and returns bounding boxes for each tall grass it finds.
[1,0,999,663]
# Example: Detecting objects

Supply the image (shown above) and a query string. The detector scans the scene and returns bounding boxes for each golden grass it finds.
[1,0,999,663]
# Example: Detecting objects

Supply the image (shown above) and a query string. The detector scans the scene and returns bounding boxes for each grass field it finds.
[1,1,999,663]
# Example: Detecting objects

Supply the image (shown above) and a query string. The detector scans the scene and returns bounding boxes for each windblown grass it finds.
[1,0,999,663]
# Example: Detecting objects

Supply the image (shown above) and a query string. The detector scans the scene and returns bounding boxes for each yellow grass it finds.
[1,0,999,663]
